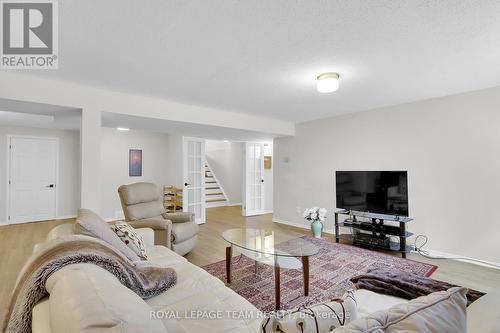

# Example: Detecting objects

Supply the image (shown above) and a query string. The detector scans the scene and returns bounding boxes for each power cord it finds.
[414,235,500,271]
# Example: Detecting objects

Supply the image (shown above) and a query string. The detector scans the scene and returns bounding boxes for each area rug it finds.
[202,236,437,312]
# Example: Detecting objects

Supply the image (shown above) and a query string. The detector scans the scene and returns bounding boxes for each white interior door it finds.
[243,142,265,216]
[182,137,206,224]
[9,136,58,224]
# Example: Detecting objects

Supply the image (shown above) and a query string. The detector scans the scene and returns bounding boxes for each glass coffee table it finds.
[222,228,319,310]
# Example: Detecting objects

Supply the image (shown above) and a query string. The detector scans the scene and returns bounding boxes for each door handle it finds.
[184,182,190,186]
[261,179,264,183]
[46,184,55,188]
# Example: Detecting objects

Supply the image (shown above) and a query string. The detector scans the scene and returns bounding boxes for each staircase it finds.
[205,163,228,208]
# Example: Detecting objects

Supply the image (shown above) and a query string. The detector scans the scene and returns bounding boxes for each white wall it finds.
[81,108,101,211]
[205,140,244,205]
[164,134,184,187]
[263,143,273,212]
[100,128,182,220]
[274,86,500,264]
[0,126,80,222]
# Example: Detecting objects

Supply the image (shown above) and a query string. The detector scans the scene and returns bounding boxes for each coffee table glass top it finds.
[222,228,319,257]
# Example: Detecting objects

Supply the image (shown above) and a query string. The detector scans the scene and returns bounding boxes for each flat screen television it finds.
[335,171,409,216]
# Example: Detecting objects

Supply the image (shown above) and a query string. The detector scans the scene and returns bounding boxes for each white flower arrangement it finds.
[303,207,327,223]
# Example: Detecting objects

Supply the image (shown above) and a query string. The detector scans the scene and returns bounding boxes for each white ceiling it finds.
[0,99,277,141]
[31,1,500,122]
[102,112,276,142]
[0,99,81,129]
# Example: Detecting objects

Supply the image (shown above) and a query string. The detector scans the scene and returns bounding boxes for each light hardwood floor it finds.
[1,206,499,318]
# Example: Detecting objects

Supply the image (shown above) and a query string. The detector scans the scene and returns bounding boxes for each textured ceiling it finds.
[31,0,500,122]
[102,112,277,141]
[0,99,81,129]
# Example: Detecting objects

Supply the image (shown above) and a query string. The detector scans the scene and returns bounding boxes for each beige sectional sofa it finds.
[32,224,261,333]
[29,223,498,333]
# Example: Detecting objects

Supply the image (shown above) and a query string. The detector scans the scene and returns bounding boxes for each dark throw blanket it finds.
[351,268,484,306]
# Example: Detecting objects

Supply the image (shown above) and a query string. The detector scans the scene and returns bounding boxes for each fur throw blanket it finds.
[3,235,177,333]
[351,268,484,306]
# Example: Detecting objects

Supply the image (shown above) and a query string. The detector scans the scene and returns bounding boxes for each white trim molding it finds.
[413,248,500,270]
[55,215,77,220]
[272,218,309,230]
[0,215,77,226]
[272,218,334,235]
[273,218,500,269]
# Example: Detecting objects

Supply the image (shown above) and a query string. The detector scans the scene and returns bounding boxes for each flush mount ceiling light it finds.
[316,72,340,93]
[116,127,129,131]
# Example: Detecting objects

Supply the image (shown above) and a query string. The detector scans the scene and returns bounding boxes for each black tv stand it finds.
[334,210,413,258]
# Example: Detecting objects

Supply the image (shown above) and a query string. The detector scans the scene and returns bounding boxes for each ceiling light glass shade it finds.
[316,72,340,93]
[116,127,129,131]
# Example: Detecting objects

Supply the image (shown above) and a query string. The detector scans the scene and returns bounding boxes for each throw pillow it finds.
[75,208,140,262]
[261,290,358,333]
[332,287,467,333]
[112,222,148,260]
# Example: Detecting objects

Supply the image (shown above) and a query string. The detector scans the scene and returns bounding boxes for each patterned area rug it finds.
[202,236,437,312]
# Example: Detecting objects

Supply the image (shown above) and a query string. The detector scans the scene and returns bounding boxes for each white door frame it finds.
[182,136,206,224]
[242,142,265,216]
[6,135,59,224]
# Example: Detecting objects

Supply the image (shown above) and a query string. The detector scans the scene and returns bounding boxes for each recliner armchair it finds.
[117,182,199,256]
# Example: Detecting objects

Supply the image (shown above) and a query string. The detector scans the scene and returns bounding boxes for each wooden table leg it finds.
[274,257,280,310]
[302,256,309,296]
[226,246,232,284]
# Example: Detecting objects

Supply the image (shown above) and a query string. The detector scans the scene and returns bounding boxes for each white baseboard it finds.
[226,202,242,207]
[56,215,76,220]
[272,218,333,235]
[414,248,500,270]
[0,215,76,226]
[272,218,305,229]
[244,210,274,216]
[273,218,500,269]
[206,201,228,208]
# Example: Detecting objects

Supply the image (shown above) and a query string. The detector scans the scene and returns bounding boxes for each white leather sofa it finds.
[30,223,498,333]
[31,223,261,333]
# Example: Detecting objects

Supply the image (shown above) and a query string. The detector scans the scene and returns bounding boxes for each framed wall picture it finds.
[129,149,142,176]
[264,155,272,169]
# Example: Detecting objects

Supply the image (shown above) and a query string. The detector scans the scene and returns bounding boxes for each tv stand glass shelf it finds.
[334,209,414,258]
